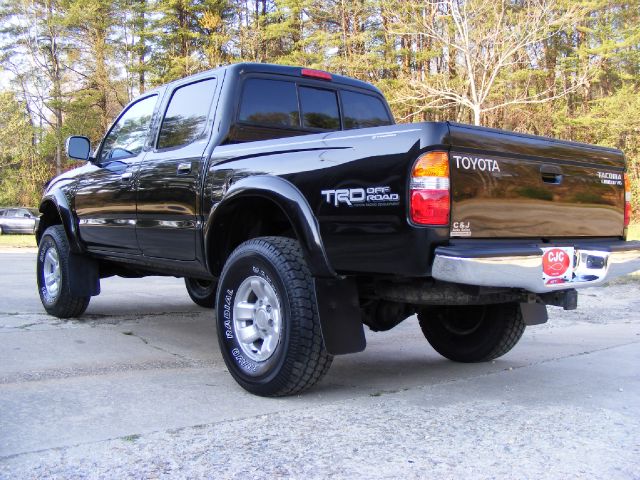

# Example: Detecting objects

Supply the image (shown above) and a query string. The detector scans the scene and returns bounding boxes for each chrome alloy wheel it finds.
[43,246,61,300]
[233,276,282,362]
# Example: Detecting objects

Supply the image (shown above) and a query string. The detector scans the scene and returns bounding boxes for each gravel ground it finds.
[4,396,639,480]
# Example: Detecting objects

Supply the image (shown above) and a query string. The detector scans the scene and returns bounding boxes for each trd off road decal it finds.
[321,186,400,207]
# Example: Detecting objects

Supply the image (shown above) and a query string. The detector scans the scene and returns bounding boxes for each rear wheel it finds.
[417,303,525,362]
[37,225,90,318]
[216,236,332,397]
[184,278,217,308]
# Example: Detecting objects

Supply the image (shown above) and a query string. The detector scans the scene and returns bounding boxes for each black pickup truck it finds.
[36,63,640,396]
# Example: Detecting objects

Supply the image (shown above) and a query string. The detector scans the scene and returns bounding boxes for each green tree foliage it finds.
[0,0,638,219]
[62,0,127,134]
[150,0,233,82]
[0,92,51,206]
[1,0,69,176]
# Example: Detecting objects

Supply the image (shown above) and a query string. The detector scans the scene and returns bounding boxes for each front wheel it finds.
[417,303,525,362]
[184,277,217,308]
[37,225,90,318]
[216,236,332,397]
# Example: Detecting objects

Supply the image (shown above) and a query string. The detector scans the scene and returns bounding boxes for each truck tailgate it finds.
[447,122,625,238]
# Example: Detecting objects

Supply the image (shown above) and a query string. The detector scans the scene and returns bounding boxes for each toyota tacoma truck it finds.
[36,63,640,396]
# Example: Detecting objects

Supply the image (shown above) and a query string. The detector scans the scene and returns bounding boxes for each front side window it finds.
[341,90,392,130]
[238,79,299,128]
[157,79,216,150]
[99,95,157,163]
[299,87,340,131]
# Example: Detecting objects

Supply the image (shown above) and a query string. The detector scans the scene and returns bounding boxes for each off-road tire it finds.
[184,277,217,308]
[37,225,90,318]
[418,303,525,362]
[216,236,332,397]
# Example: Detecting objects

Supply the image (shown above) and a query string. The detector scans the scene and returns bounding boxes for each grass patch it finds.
[121,434,141,442]
[0,235,37,248]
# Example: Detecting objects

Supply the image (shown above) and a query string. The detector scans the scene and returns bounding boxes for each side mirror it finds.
[66,136,91,161]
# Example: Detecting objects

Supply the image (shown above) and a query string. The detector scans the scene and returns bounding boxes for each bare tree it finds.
[389,0,589,126]
[1,0,67,174]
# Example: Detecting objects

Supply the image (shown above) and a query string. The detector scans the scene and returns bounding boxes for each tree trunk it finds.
[46,0,64,175]
[94,23,109,133]
[136,0,146,93]
[473,105,481,126]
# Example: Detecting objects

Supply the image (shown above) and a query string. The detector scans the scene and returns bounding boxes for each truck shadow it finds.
[75,306,519,398]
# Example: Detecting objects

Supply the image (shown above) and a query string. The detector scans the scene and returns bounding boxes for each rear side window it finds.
[239,79,299,128]
[299,87,339,131]
[341,90,392,129]
[157,78,216,149]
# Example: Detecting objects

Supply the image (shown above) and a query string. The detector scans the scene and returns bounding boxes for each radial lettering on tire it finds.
[215,236,332,397]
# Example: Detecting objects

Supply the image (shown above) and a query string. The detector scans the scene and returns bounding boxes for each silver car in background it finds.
[0,208,40,235]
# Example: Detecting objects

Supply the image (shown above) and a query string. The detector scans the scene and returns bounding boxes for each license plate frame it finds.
[542,246,575,286]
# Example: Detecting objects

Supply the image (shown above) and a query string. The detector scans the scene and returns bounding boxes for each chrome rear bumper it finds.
[432,241,640,293]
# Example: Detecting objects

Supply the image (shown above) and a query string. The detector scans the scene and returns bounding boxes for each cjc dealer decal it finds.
[542,247,574,286]
[451,221,472,237]
[321,186,400,207]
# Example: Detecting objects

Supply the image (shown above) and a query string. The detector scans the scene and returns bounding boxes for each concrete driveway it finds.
[1,250,639,479]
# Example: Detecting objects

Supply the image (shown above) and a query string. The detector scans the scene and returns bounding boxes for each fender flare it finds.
[205,175,336,278]
[38,189,84,254]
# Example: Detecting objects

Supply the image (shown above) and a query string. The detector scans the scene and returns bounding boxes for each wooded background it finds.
[0,0,638,218]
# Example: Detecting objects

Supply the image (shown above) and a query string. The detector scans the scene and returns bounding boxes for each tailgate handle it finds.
[540,165,563,184]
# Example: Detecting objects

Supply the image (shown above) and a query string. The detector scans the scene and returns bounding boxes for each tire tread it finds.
[418,303,525,363]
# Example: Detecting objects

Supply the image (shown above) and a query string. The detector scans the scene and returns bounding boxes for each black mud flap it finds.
[68,253,101,297]
[519,302,548,326]
[314,277,366,355]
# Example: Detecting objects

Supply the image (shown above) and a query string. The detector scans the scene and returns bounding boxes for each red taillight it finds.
[410,151,450,225]
[411,190,450,224]
[624,173,631,227]
[301,68,332,81]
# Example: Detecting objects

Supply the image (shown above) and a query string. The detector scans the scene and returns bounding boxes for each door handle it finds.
[540,164,563,184]
[177,162,192,175]
[121,172,133,182]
